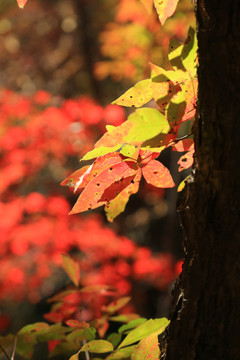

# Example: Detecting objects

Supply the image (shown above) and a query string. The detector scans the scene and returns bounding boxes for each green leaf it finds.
[181,27,197,77]
[62,254,80,287]
[106,345,136,360]
[80,340,114,353]
[81,145,122,161]
[118,318,147,334]
[118,318,169,349]
[131,332,160,360]
[107,333,122,348]
[18,322,49,335]
[112,80,153,108]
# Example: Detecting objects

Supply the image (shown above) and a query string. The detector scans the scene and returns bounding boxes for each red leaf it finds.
[70,160,138,214]
[65,320,89,329]
[142,160,175,188]
[172,139,194,152]
[139,149,161,165]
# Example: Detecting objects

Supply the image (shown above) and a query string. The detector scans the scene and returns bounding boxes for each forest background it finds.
[0,0,195,358]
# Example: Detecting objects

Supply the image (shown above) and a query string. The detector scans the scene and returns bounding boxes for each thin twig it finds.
[10,338,17,360]
[169,132,193,146]
[82,339,90,360]
[0,343,11,360]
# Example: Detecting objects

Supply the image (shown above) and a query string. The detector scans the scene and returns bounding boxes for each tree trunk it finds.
[165,1,240,359]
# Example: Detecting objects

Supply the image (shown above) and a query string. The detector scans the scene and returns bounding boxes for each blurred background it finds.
[0,0,194,355]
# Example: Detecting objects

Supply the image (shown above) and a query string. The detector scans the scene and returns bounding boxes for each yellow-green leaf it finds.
[181,27,198,77]
[131,332,160,360]
[118,318,169,349]
[81,145,122,161]
[112,80,153,108]
[177,175,191,192]
[80,340,114,353]
[120,144,137,158]
[62,254,80,287]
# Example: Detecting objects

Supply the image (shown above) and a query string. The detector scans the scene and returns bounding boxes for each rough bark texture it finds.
[165,1,240,359]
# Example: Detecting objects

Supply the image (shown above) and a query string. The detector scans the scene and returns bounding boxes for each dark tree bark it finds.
[165,1,240,359]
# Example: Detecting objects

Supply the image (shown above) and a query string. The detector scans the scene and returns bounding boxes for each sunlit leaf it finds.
[131,332,160,360]
[105,170,141,222]
[172,139,194,152]
[112,80,153,108]
[95,108,170,148]
[168,38,184,70]
[16,0,27,9]
[81,145,122,161]
[69,160,138,214]
[153,0,180,25]
[60,166,90,188]
[177,149,194,171]
[142,160,175,188]
[118,318,169,349]
[181,27,198,77]
[177,175,191,192]
[120,144,138,159]
[80,340,114,353]
[62,254,80,287]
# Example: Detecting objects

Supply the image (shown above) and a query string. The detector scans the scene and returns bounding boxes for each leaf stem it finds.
[10,337,17,360]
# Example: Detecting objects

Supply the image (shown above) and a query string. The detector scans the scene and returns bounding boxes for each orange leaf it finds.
[142,160,175,188]
[153,0,179,25]
[140,0,153,13]
[178,150,194,171]
[60,166,90,189]
[105,170,142,222]
[70,160,138,214]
